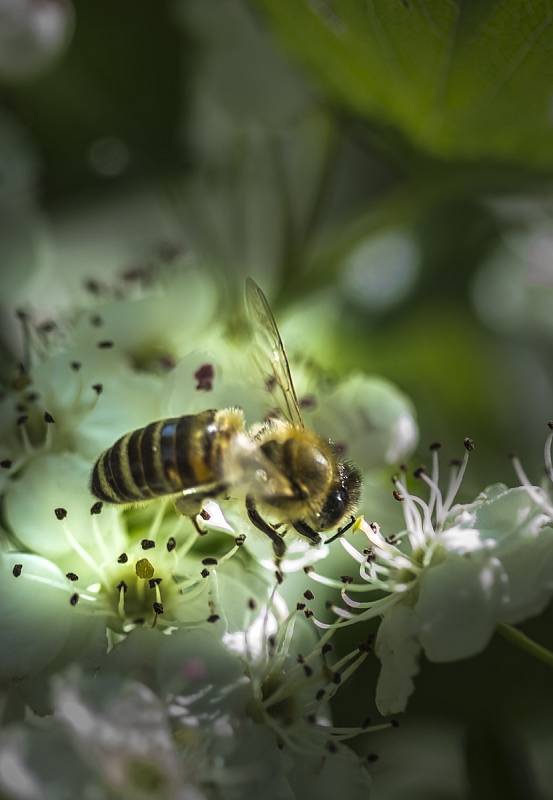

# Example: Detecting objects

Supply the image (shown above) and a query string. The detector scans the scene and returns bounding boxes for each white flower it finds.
[0,671,206,800]
[304,441,553,714]
[101,594,383,799]
[0,589,383,800]
[1,480,274,679]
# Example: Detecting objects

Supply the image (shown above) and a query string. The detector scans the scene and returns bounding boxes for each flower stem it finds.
[497,623,553,670]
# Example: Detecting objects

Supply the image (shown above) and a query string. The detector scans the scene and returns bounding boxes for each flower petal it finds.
[304,374,418,471]
[415,554,506,662]
[375,602,421,715]
[0,552,74,678]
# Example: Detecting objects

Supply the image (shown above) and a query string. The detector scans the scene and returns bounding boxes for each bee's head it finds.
[316,461,362,531]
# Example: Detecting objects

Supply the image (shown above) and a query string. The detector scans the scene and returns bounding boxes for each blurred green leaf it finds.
[256,0,553,167]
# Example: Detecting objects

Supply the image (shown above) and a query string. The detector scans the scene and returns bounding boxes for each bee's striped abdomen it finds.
[91,410,220,504]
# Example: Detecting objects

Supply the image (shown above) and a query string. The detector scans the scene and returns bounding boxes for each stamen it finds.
[544,424,553,483]
[59,514,107,584]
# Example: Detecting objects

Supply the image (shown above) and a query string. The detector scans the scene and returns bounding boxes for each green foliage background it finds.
[1,1,553,797]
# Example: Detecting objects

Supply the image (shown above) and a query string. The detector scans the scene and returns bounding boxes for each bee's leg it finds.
[324,515,356,545]
[245,495,286,559]
[292,520,322,547]
[174,484,228,535]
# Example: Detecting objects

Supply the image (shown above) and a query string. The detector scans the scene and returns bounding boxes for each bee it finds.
[90,279,361,556]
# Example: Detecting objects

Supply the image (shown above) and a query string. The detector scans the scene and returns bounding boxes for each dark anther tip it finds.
[54,507,67,520]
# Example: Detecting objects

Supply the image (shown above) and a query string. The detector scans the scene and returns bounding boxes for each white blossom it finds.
[305,441,553,714]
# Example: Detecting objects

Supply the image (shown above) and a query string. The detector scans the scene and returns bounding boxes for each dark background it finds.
[1,1,552,797]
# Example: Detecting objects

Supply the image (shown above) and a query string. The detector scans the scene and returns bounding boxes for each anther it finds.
[296,602,306,611]
[332,672,342,685]
[92,383,103,395]
[66,572,79,582]
[548,421,553,431]
[299,394,317,410]
[429,441,442,451]
[340,575,353,584]
[117,581,128,593]
[90,501,103,515]
[324,601,333,610]
[315,689,325,701]
[413,466,425,478]
[366,753,379,763]
[207,614,220,623]
[247,598,257,610]
[141,539,155,550]
[152,602,164,614]
[392,490,404,501]
[303,565,314,574]
[90,313,103,326]
[322,643,333,655]
[55,507,67,520]
[235,535,246,546]
[201,557,218,566]
[17,415,28,426]
[166,537,176,552]
[464,437,475,452]
[391,719,400,728]
[362,717,372,729]
[304,609,313,618]
[70,361,81,371]
[12,564,22,577]
[201,568,210,578]
[70,593,79,606]
[97,340,114,349]
[16,403,27,413]
[117,553,128,564]
[1,460,12,469]
[43,411,55,424]
[268,635,276,651]
[194,363,214,391]
[326,741,338,754]
[200,508,211,520]
[358,638,373,653]
[306,714,316,724]
[304,589,315,600]
[276,570,284,584]
[25,392,39,402]
[449,458,462,467]
[148,578,162,588]
[303,664,313,677]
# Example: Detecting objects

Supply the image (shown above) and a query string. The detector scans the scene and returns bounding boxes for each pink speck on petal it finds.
[194,363,214,391]
[182,657,208,681]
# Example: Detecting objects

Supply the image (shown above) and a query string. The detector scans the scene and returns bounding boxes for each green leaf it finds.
[256,0,553,167]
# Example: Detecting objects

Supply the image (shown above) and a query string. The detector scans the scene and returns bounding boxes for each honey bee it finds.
[90,279,361,556]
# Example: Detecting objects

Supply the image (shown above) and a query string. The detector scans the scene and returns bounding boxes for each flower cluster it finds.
[0,269,419,797]
[1,268,553,797]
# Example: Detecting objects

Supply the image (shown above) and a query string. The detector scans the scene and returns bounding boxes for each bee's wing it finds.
[228,431,296,500]
[245,277,304,428]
